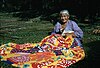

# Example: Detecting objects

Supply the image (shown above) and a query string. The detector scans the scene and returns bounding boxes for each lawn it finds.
[0,12,100,68]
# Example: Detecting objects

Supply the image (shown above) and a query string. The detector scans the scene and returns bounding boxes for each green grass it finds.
[0,12,100,68]
[0,13,54,44]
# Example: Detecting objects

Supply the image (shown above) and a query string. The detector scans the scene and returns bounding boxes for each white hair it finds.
[60,10,70,16]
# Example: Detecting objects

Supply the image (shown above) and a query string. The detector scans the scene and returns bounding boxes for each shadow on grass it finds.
[69,40,100,68]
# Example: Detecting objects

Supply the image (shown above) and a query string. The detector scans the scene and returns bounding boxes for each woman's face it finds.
[60,14,69,23]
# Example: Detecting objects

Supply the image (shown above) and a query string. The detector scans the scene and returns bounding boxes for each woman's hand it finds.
[71,33,76,38]
[64,32,76,38]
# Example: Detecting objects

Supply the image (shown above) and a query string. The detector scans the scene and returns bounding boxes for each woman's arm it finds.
[51,22,61,34]
[71,21,83,39]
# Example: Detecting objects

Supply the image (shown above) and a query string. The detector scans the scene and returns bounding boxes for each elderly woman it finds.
[51,10,83,47]
[0,10,85,68]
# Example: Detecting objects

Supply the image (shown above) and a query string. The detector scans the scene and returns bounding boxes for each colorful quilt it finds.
[0,34,85,68]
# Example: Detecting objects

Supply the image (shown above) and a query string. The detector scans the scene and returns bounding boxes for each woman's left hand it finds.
[64,32,76,38]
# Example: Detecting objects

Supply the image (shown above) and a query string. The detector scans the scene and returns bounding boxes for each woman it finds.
[51,10,83,47]
[0,10,85,68]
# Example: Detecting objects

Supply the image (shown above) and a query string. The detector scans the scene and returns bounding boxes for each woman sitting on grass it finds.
[51,9,83,47]
[0,10,85,68]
